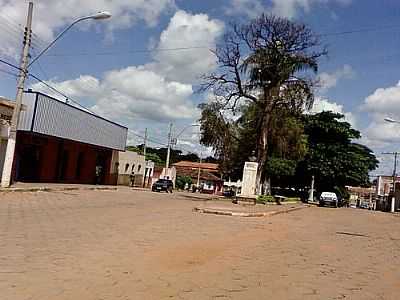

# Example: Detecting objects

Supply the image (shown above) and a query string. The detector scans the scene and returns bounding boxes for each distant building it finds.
[115,150,154,187]
[172,161,222,194]
[375,175,400,211]
[1,91,127,185]
[0,97,14,179]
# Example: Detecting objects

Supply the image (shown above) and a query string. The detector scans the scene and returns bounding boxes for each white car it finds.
[319,192,338,207]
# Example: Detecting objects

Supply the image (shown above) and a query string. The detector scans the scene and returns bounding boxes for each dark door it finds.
[57,150,69,181]
[17,145,41,182]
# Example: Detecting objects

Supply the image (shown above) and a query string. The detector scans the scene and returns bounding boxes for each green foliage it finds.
[297,111,379,194]
[256,195,275,203]
[145,153,163,166]
[126,145,141,153]
[266,158,297,178]
[176,176,193,190]
[126,145,211,167]
[256,195,301,204]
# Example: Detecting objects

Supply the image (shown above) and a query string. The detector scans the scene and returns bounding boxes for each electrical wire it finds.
[0,68,18,78]
[44,46,212,57]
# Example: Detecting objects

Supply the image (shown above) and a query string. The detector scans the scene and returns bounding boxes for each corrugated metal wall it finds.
[18,92,127,151]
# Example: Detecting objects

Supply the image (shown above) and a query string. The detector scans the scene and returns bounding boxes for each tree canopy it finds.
[296,111,378,196]
[199,13,326,191]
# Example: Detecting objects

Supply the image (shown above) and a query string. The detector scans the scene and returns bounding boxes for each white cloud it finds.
[0,0,175,60]
[317,64,355,93]
[30,66,198,123]
[310,97,357,127]
[363,81,400,117]
[150,10,224,84]
[225,0,266,18]
[27,10,226,124]
[226,0,352,19]
[360,81,400,149]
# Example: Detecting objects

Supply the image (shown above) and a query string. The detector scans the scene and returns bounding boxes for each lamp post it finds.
[1,2,111,187]
[165,123,200,171]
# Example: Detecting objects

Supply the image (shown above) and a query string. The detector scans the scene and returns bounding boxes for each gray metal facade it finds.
[18,92,127,151]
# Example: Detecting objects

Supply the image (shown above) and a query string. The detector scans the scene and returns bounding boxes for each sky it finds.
[0,0,399,175]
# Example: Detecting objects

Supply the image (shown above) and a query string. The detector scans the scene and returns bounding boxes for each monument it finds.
[239,162,259,197]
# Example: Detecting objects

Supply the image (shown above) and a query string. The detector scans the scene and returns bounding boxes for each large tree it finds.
[296,111,378,197]
[199,14,326,192]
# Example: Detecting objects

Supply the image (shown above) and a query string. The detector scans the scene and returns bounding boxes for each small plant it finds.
[256,195,275,204]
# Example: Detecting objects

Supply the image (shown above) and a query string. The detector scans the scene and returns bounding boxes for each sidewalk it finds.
[194,200,309,217]
[0,182,119,193]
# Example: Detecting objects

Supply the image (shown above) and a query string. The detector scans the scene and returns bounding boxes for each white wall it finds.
[0,139,7,181]
[118,151,146,175]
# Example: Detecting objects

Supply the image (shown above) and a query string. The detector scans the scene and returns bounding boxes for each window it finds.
[131,164,135,172]
[125,163,129,172]
[138,165,142,172]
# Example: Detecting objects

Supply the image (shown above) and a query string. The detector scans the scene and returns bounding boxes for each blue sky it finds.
[0,0,400,175]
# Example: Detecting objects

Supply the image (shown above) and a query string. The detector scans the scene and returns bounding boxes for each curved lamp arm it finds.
[28,11,111,68]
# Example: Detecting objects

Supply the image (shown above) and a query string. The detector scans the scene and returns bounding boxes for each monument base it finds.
[233,194,257,205]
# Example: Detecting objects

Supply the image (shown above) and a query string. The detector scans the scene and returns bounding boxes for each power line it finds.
[0,68,18,78]
[320,24,400,37]
[128,130,168,147]
[44,46,211,57]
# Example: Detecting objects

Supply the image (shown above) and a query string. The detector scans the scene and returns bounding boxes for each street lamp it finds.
[165,123,200,170]
[384,117,400,124]
[29,11,111,67]
[1,2,111,188]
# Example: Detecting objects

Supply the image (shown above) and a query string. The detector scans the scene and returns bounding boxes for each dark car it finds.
[223,189,235,198]
[152,179,173,193]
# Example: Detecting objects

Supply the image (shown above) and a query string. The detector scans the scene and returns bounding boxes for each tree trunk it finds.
[255,114,269,194]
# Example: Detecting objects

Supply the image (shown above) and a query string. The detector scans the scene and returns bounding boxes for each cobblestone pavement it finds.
[0,189,399,299]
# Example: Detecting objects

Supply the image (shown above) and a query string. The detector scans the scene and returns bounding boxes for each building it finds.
[1,91,127,185]
[172,161,223,194]
[0,97,14,179]
[115,150,154,187]
[375,175,400,211]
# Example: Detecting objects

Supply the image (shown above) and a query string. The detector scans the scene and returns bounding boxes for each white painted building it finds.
[115,150,154,187]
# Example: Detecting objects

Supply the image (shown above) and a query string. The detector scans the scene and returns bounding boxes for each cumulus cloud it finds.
[360,81,400,144]
[30,66,198,123]
[363,81,400,116]
[310,97,357,127]
[0,0,175,60]
[226,0,352,19]
[28,10,225,124]
[150,10,224,84]
[317,64,355,93]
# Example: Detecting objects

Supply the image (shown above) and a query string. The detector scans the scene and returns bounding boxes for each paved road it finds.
[0,189,399,299]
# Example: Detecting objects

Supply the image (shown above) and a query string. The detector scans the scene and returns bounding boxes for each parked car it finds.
[360,202,369,209]
[319,192,338,207]
[349,203,357,209]
[223,189,235,198]
[152,179,173,193]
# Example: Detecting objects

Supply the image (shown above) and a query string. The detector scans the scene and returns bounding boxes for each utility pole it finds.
[308,175,315,202]
[382,152,399,213]
[165,123,173,171]
[1,2,33,188]
[143,128,147,157]
[142,128,148,187]
[196,151,202,188]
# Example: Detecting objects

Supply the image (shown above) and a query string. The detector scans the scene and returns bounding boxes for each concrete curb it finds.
[193,205,309,217]
[0,186,118,193]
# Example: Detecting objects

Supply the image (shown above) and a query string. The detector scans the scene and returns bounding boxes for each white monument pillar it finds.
[240,162,258,197]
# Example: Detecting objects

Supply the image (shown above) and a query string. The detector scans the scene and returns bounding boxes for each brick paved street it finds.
[0,189,399,299]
